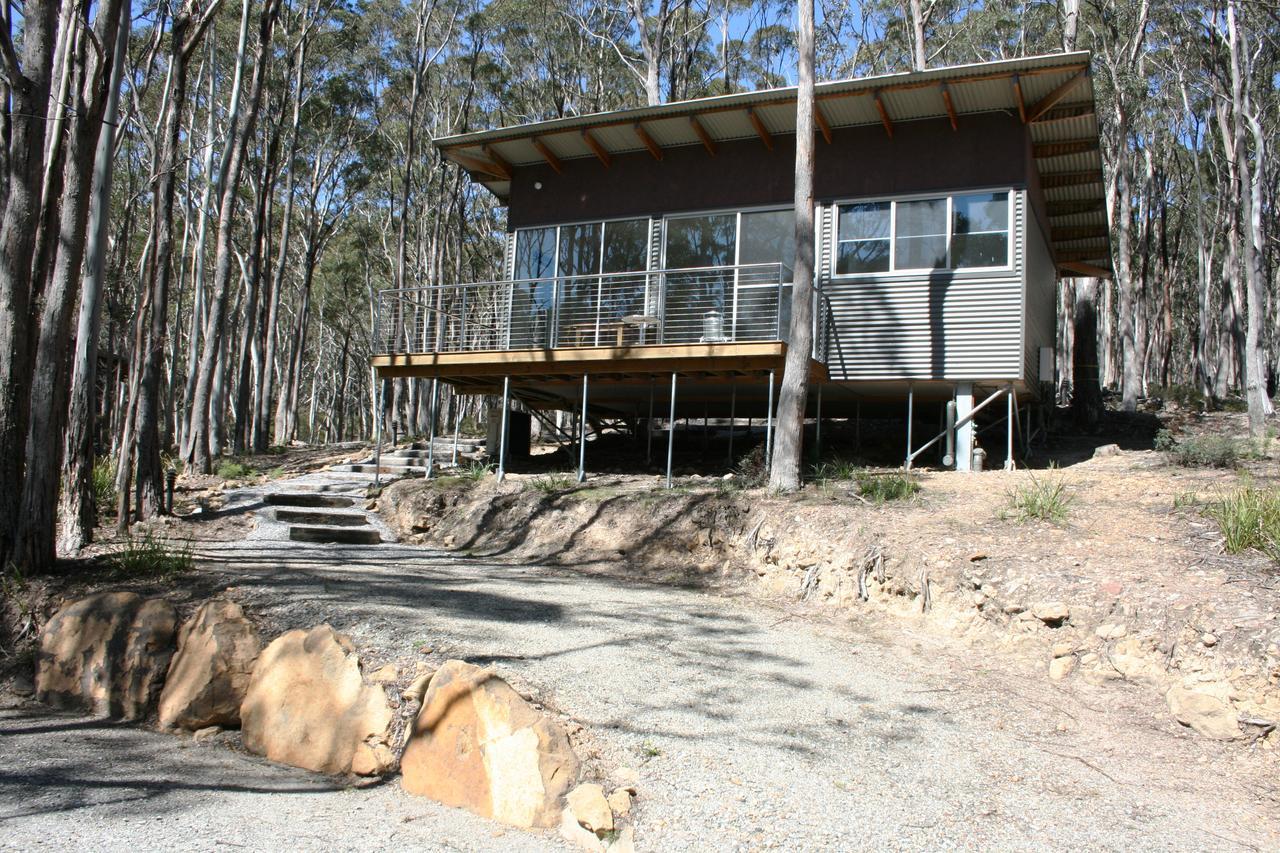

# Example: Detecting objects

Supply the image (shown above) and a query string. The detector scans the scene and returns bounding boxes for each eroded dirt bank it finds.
[381,451,1280,744]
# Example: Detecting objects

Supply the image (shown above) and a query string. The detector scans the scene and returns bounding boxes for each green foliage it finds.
[1172,491,1202,510]
[527,474,575,494]
[0,561,37,653]
[854,470,920,503]
[809,458,861,483]
[1148,384,1207,410]
[92,457,117,518]
[1004,471,1072,523]
[215,460,254,480]
[104,533,194,579]
[458,461,493,481]
[1155,429,1250,468]
[1203,484,1280,563]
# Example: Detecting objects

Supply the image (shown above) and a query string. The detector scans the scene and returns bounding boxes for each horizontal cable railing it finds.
[374,262,829,363]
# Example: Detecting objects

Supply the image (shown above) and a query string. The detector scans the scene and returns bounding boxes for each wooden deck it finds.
[372,341,828,387]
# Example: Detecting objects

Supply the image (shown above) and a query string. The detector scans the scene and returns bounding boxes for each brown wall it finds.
[508,112,1031,228]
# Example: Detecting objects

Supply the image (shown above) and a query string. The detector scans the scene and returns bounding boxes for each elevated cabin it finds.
[372,52,1112,474]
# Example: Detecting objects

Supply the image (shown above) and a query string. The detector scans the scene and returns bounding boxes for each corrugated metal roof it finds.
[437,51,1111,275]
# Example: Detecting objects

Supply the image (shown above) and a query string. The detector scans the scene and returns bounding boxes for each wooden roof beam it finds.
[634,122,663,160]
[1027,69,1089,123]
[1056,248,1111,263]
[449,151,510,181]
[1047,198,1105,216]
[1058,260,1112,279]
[747,107,774,150]
[531,137,563,174]
[940,83,958,131]
[689,114,717,155]
[1011,74,1027,123]
[1034,104,1095,124]
[814,103,833,143]
[581,129,611,168]
[482,145,512,178]
[874,91,893,138]
[1034,138,1099,158]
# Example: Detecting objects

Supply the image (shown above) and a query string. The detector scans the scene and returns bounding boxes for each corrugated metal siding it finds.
[1023,197,1057,385]
[821,192,1026,382]
[503,232,516,280]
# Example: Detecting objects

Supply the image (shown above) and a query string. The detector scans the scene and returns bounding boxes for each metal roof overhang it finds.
[436,52,1111,277]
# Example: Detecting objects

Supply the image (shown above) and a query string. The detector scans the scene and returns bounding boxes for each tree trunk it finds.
[769,0,815,492]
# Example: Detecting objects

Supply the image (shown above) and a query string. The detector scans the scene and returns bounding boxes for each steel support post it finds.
[1004,385,1015,471]
[426,378,438,478]
[765,370,775,475]
[373,373,385,489]
[955,382,974,472]
[578,374,589,483]
[646,382,654,466]
[904,383,915,469]
[451,401,462,467]
[666,373,677,489]
[815,382,824,460]
[497,377,511,482]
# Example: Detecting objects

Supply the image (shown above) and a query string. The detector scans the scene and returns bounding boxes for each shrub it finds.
[459,461,493,481]
[105,533,194,579]
[1155,429,1247,469]
[527,474,575,494]
[809,458,861,483]
[1004,471,1071,523]
[1203,484,1280,563]
[92,457,117,518]
[854,470,919,503]
[215,460,254,480]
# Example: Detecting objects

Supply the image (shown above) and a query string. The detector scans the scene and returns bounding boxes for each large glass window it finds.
[739,209,796,269]
[511,227,556,348]
[835,191,1011,275]
[952,192,1009,268]
[663,214,736,343]
[895,198,947,270]
[836,202,890,274]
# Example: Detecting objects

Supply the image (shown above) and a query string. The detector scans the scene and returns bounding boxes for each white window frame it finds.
[830,188,1014,279]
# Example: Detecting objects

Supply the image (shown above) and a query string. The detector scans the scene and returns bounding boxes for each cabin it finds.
[371,52,1111,479]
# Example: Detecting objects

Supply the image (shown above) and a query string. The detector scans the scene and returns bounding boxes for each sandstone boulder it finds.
[566,783,613,833]
[36,592,177,720]
[158,599,261,731]
[1031,602,1070,626]
[1167,687,1240,740]
[401,659,580,828]
[240,625,394,775]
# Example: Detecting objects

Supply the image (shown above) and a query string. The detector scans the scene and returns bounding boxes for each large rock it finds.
[158,599,262,731]
[239,625,394,775]
[1167,687,1240,740]
[401,660,580,828]
[36,592,177,720]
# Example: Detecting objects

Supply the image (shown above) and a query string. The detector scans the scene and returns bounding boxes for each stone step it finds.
[288,525,381,545]
[409,438,484,451]
[337,463,425,475]
[274,509,369,527]
[265,493,356,509]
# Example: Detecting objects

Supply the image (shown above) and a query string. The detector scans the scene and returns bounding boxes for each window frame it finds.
[830,188,1014,279]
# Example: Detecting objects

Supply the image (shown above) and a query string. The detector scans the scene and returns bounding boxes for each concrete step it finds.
[409,438,484,451]
[288,525,381,545]
[274,509,369,527]
[265,493,356,509]
[336,463,425,475]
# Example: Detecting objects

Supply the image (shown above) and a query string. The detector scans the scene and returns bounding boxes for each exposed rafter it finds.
[449,151,509,181]
[482,145,512,178]
[873,91,893,138]
[747,107,774,150]
[1057,260,1112,278]
[1011,74,1027,123]
[634,122,663,160]
[1026,69,1088,123]
[814,104,833,143]
[581,129,611,168]
[940,83,958,131]
[1047,198,1105,217]
[531,137,563,174]
[1034,104,1095,124]
[1056,248,1111,263]
[689,114,717,155]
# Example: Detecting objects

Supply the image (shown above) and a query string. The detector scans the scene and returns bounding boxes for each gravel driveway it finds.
[2,481,1276,851]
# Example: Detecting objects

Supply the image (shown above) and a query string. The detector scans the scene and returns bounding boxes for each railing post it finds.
[656,272,667,345]
[775,265,783,340]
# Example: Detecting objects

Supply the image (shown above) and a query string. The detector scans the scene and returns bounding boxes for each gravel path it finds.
[3,477,1277,851]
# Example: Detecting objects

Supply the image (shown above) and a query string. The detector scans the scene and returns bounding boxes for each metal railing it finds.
[375,262,833,362]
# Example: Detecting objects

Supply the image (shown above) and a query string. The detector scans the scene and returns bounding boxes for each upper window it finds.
[514,218,649,279]
[835,191,1010,275]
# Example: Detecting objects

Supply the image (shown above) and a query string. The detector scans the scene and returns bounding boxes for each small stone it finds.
[351,740,397,776]
[1049,656,1076,681]
[402,669,436,702]
[1080,652,1100,666]
[1093,444,1121,458]
[1201,633,1218,648]
[1031,602,1070,626]
[1003,603,1026,615]
[1167,687,1240,740]
[192,725,222,743]
[560,808,605,852]
[368,663,399,684]
[1051,642,1075,659]
[11,673,34,697]
[1096,623,1127,641]
[566,783,613,834]
[607,788,633,818]
[972,592,987,607]
[364,500,378,511]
